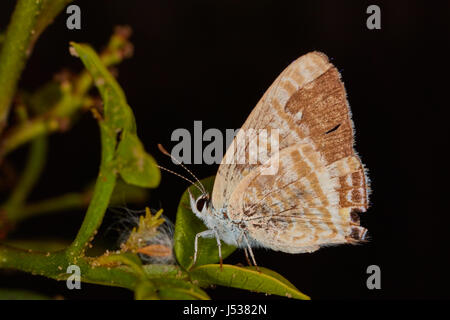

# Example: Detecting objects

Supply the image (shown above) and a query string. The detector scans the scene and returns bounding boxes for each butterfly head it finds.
[188,188,211,219]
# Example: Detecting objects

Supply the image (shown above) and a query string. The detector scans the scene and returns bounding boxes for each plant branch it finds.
[0,0,75,134]
[66,39,159,260]
[0,243,138,289]
[0,243,67,278]
[31,1,74,49]
[10,193,86,223]
[0,39,159,297]
[0,243,191,294]
[0,135,47,236]
[0,0,43,133]
[0,118,60,157]
[11,182,148,223]
[67,123,117,259]
[1,136,47,220]
[0,29,133,159]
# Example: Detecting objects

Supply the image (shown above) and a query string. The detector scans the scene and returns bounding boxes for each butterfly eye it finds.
[196,196,208,212]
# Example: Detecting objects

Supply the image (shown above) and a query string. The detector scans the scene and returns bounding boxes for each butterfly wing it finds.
[212,51,369,252]
[228,144,368,253]
[213,51,335,210]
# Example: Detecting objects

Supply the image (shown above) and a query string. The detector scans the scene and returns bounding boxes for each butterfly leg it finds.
[243,232,260,272]
[244,248,253,267]
[212,228,223,270]
[237,231,253,267]
[193,229,215,268]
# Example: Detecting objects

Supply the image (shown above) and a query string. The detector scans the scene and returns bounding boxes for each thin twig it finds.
[0,136,47,235]
[0,30,133,159]
[0,0,43,133]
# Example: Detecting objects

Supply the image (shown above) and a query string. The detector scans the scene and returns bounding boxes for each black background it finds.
[0,0,448,300]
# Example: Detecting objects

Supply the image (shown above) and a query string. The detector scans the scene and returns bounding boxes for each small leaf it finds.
[3,239,70,252]
[152,278,210,300]
[116,131,161,188]
[69,42,136,132]
[141,265,207,299]
[143,264,188,280]
[70,42,160,189]
[157,289,197,300]
[136,267,209,300]
[0,289,52,300]
[174,176,236,269]
[110,179,149,204]
[190,264,310,300]
[134,280,158,300]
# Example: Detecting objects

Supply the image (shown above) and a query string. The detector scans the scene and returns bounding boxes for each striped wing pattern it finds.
[212,52,369,253]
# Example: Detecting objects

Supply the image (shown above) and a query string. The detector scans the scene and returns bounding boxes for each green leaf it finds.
[88,252,207,300]
[110,179,149,204]
[152,278,210,300]
[137,265,209,300]
[70,42,160,189]
[0,288,52,300]
[157,289,197,300]
[69,42,135,133]
[174,176,236,269]
[2,239,70,252]
[143,264,189,280]
[190,264,310,300]
[116,130,160,188]
[134,280,158,300]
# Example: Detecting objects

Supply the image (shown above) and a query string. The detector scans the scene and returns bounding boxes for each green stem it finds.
[0,244,67,278]
[0,32,131,158]
[0,0,43,133]
[0,35,145,294]
[32,1,74,48]
[0,243,138,289]
[15,184,148,223]
[0,99,81,157]
[67,123,117,259]
[11,193,86,222]
[2,136,47,221]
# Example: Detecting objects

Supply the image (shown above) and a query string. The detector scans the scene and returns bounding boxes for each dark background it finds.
[0,0,448,299]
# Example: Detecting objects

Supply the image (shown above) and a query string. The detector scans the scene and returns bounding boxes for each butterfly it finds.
[171,52,370,268]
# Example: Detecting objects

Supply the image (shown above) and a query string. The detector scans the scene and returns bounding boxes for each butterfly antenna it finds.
[157,144,206,194]
[156,165,204,194]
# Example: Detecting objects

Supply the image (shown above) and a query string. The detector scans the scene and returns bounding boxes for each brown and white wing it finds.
[212,51,368,211]
[211,51,369,252]
[227,144,368,253]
